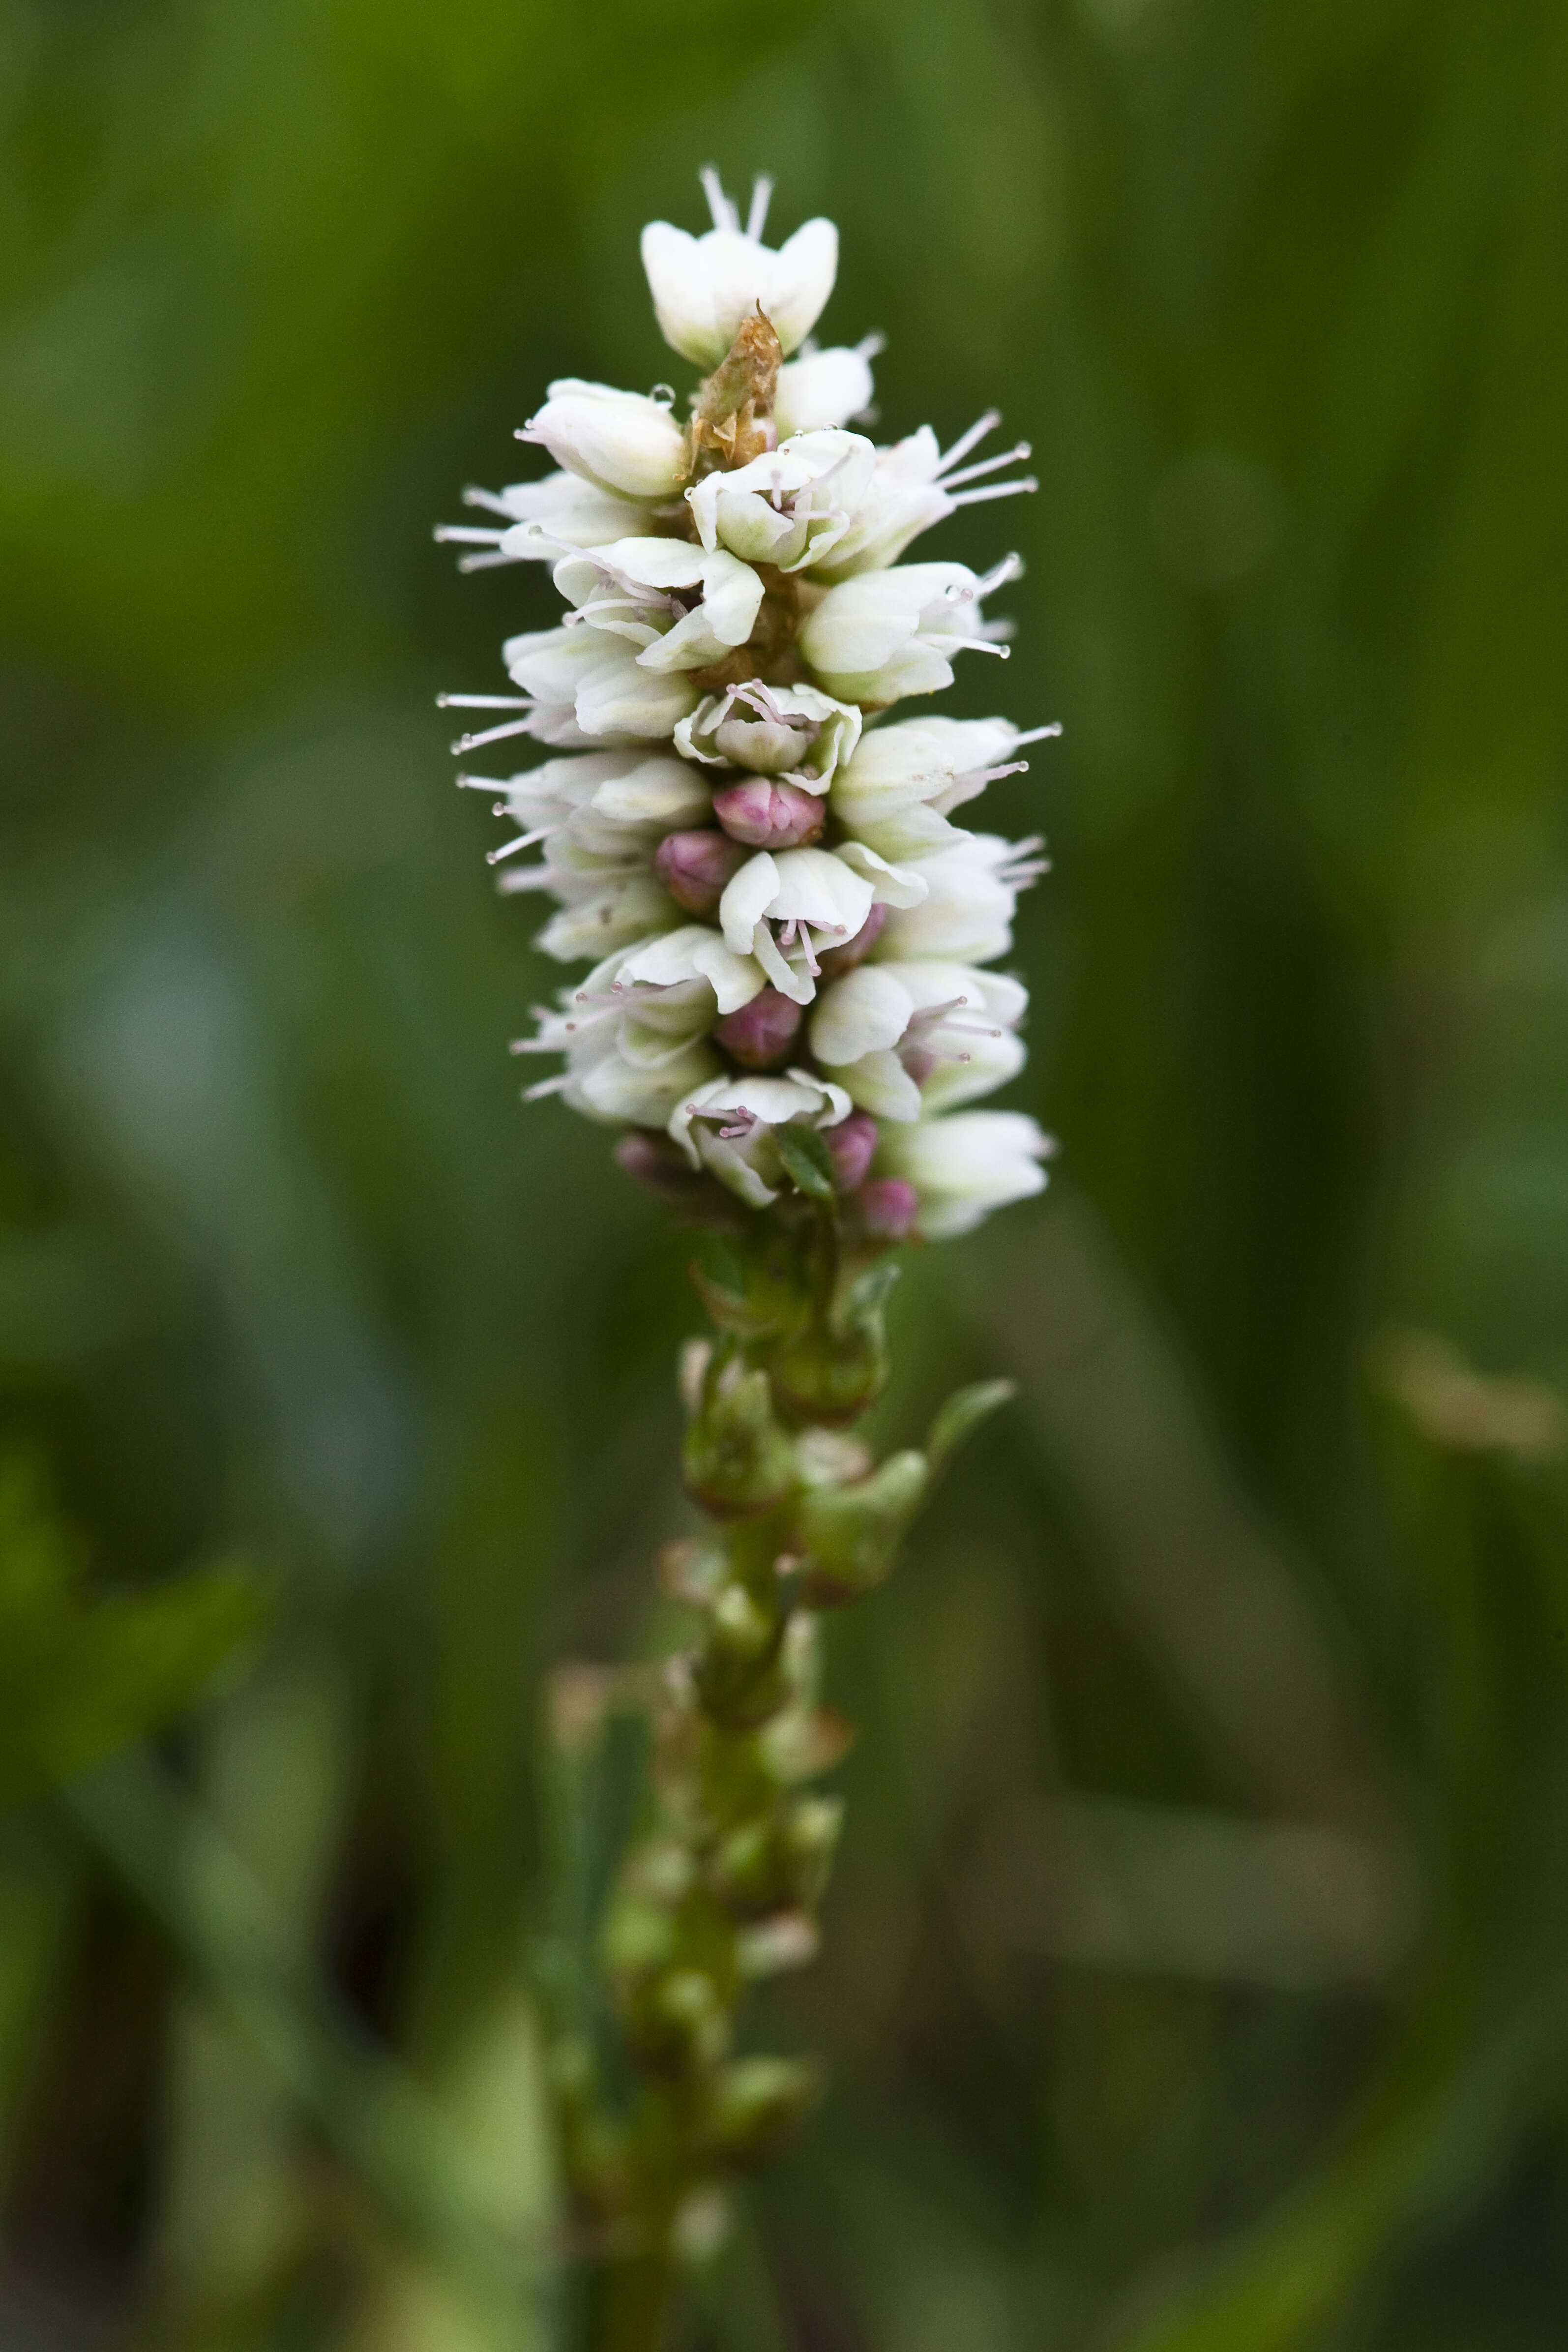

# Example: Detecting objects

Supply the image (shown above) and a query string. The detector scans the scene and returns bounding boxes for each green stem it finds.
[580,2243,677,2352]
[543,1198,1002,2352]
[540,1186,1012,2351]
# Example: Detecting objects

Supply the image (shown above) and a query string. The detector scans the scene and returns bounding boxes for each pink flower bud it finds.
[712,777,827,850]
[654,829,748,916]
[815,901,886,979]
[825,1112,878,1192]
[855,1178,919,1239]
[613,1131,698,1198]
[712,987,804,1071]
[613,1132,742,1222]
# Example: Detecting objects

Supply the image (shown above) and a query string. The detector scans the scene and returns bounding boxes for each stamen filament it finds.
[939,409,1002,472]
[976,552,1025,595]
[700,167,740,234]
[452,719,540,752]
[941,442,1033,489]
[486,826,555,865]
[950,477,1038,508]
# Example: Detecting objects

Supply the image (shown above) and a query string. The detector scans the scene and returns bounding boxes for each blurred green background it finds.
[4,0,1568,2345]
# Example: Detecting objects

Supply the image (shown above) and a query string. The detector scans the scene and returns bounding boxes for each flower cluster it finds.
[441,172,1056,1240]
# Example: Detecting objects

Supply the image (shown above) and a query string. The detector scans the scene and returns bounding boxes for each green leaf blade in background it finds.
[0,1460,266,1812]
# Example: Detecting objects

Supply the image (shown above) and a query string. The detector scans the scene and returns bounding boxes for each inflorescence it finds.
[440,171,1056,1244]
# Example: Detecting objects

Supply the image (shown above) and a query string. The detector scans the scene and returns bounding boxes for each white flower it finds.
[568,1035,722,1126]
[799,557,1020,707]
[435,472,649,570]
[808,959,1028,1120]
[527,878,680,963]
[805,413,1035,583]
[670,1069,853,1208]
[874,1110,1052,1238]
[520,979,722,1126]
[674,681,861,790]
[500,625,702,743]
[613,923,767,1017]
[874,832,1045,963]
[774,341,880,438]
[641,172,838,367]
[518,380,688,502]
[807,967,910,1065]
[494,830,679,960]
[686,431,877,573]
[882,958,1029,1032]
[550,539,765,674]
[570,752,715,836]
[478,751,713,870]
[831,713,1058,859]
[718,844,926,1006]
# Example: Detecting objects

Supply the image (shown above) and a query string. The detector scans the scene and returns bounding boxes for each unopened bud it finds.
[709,1794,842,1919]
[655,829,748,916]
[683,1358,798,1518]
[854,1176,919,1238]
[694,1573,792,1727]
[673,2185,730,2264]
[626,1966,731,2075]
[712,987,803,1071]
[796,1448,928,1605]
[522,380,689,500]
[785,1794,844,1905]
[703,2056,823,2167]
[615,1130,740,1217]
[815,901,886,979]
[712,777,826,850]
[736,1912,819,1977]
[710,1579,776,1664]
[824,1111,878,1191]
[770,1261,899,1429]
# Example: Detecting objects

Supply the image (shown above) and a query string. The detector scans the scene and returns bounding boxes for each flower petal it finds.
[809,967,915,1066]
[719,852,782,955]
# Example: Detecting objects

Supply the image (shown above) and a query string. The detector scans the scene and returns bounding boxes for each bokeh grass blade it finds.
[66,1748,557,2330]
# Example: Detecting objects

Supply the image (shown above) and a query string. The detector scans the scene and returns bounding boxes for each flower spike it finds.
[438,174,1061,2330]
